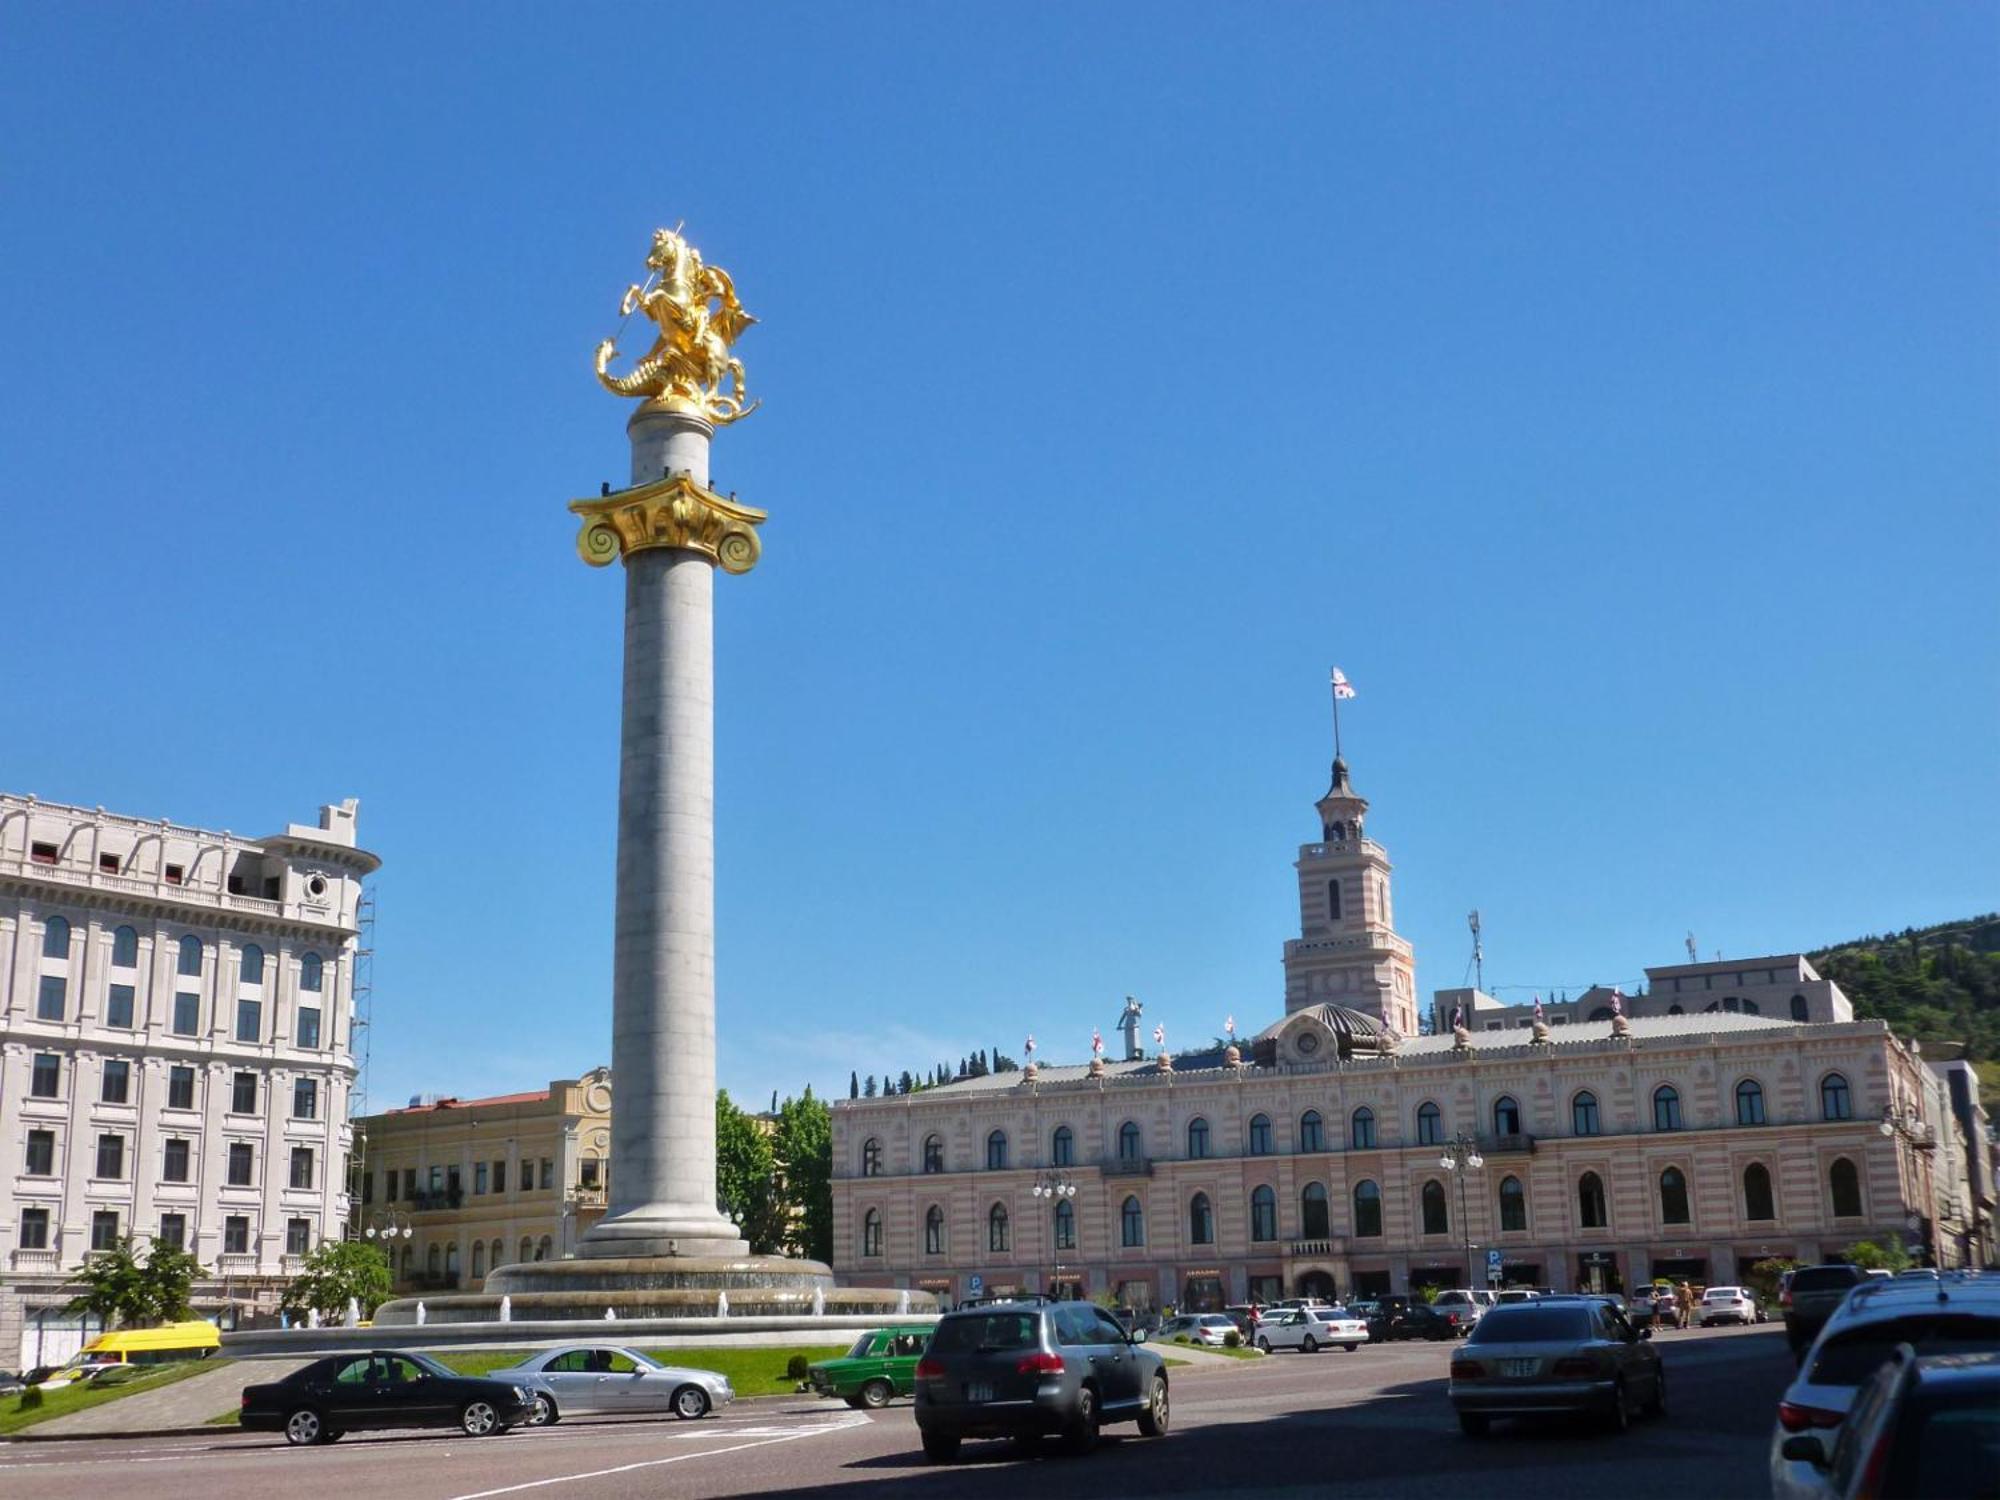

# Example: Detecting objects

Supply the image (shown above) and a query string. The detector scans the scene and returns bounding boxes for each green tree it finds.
[774,1087,833,1264]
[65,1237,204,1328]
[280,1238,395,1322]
[715,1090,790,1253]
[1841,1235,1913,1272]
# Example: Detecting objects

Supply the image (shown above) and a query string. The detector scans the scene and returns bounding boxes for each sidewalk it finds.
[11,1358,308,1441]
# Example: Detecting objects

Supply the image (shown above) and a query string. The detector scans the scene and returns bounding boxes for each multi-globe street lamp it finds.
[1437,1132,1486,1291]
[1033,1170,1077,1297]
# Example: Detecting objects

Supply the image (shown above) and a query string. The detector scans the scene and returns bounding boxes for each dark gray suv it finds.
[913,1298,1170,1462]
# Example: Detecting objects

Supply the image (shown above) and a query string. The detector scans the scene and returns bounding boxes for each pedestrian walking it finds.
[1677,1281,1694,1330]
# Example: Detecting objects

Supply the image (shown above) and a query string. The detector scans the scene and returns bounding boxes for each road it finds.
[0,1324,1793,1500]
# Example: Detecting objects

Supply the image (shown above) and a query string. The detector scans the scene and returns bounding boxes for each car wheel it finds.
[1302,1335,1318,1354]
[1137,1375,1169,1437]
[283,1408,325,1446]
[461,1400,502,1437]
[1458,1411,1489,1438]
[858,1379,893,1410]
[1603,1380,1630,1434]
[527,1392,559,1426]
[922,1432,961,1464]
[672,1384,712,1420]
[1344,1344,1359,1353]
[1256,1336,1271,1352]
[1063,1384,1100,1454]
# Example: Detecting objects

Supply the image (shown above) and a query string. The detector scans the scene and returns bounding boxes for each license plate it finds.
[1501,1359,1539,1377]
[967,1382,993,1402]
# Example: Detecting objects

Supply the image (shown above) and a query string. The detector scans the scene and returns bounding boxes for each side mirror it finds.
[1780,1436,1828,1468]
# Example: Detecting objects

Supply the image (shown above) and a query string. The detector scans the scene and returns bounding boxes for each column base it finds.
[578,1203,749,1260]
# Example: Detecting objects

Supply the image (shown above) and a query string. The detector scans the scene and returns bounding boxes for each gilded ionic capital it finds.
[568,473,766,574]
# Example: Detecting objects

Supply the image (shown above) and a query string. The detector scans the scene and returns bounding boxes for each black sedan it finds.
[241,1350,536,1445]
[1369,1303,1468,1342]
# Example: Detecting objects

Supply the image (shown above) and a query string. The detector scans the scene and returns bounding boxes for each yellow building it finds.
[355,1069,610,1291]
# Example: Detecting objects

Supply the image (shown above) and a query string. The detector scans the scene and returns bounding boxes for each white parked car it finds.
[1698,1287,1759,1327]
[485,1344,735,1425]
[1434,1290,1490,1325]
[1158,1314,1237,1347]
[1256,1306,1371,1353]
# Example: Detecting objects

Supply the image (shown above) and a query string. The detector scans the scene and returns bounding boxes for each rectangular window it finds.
[172,992,200,1036]
[106,984,136,1029]
[223,1215,249,1254]
[231,1072,258,1114]
[580,1157,602,1189]
[361,1170,374,1205]
[98,852,120,873]
[164,862,184,885]
[446,1166,462,1196]
[91,1210,120,1250]
[25,1130,55,1176]
[292,1078,318,1120]
[167,1065,195,1110]
[540,1158,554,1190]
[30,1053,61,1098]
[158,1213,186,1251]
[163,1137,191,1183]
[235,998,261,1043]
[296,1005,321,1049]
[95,1133,125,1179]
[290,1147,314,1190]
[402,1167,417,1200]
[227,1142,254,1186]
[428,1165,443,1194]
[20,1208,50,1249]
[474,1162,489,1195]
[37,974,66,1021]
[30,841,58,864]
[493,1160,507,1194]
[286,1217,311,1256]
[101,1060,131,1105]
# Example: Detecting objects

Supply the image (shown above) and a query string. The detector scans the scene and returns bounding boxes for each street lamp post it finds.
[364,1211,416,1283]
[1438,1132,1485,1291]
[1879,1106,1943,1268]
[1033,1171,1077,1297]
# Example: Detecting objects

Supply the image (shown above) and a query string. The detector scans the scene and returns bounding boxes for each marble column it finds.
[579,405,748,1259]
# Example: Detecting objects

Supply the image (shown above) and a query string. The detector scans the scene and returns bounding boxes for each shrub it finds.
[785,1354,811,1382]
[18,1386,42,1411]
[1223,1330,1242,1348]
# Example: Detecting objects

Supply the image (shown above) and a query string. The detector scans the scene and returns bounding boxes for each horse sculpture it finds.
[594,226,759,424]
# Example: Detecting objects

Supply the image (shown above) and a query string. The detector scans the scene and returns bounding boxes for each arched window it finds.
[1416,1102,1443,1146]
[1821,1073,1853,1122]
[1299,1110,1324,1153]
[1736,1079,1766,1126]
[986,1130,1008,1170]
[300,952,323,992]
[239,944,264,986]
[1578,1172,1608,1229]
[491,1239,503,1272]
[519,1237,534,1264]
[1659,1166,1691,1225]
[42,915,71,959]
[1653,1085,1683,1131]
[1498,1175,1527,1232]
[1493,1096,1521,1137]
[1190,1193,1214,1245]
[1049,1125,1074,1166]
[1790,994,1809,1021]
[923,1135,944,1173]
[1117,1121,1143,1162]
[924,1206,944,1255]
[1121,1196,1145,1247]
[178,934,203,976]
[1742,999,1760,1015]
[401,1245,413,1278]
[1587,1007,1614,1022]
[1743,1163,1775,1221]
[1572,1091,1601,1136]
[1327,880,1343,921]
[862,1208,883,1257]
[1301,1182,1330,1239]
[1420,1180,1448,1236]
[427,1244,441,1277]
[471,1241,486,1279]
[111,926,138,968]
[1353,1180,1383,1237]
[1667,1004,1684,1015]
[861,1138,883,1177]
[1248,1115,1273,1155]
[987,1204,1010,1253]
[1351,1107,1377,1149]
[1053,1198,1076,1250]
[445,1242,460,1275]
[1829,1158,1863,1218]
[1250,1185,1277,1242]
[1186,1118,1210,1159]
[537,1236,552,1261]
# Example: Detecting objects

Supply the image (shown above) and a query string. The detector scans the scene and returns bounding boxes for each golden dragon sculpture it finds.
[594,227,759,424]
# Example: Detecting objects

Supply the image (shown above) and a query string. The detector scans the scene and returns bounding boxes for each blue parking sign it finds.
[968,1274,984,1294]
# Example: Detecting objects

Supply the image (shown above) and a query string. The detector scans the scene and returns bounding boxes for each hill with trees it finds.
[1808,911,2000,1091]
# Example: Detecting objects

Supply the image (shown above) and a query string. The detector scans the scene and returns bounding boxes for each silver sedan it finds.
[485,1345,734,1425]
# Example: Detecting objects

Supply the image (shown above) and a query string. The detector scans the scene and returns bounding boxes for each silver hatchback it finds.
[1449,1297,1664,1436]
[484,1344,734,1425]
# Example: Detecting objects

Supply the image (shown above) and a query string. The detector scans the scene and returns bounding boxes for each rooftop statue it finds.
[595,227,759,424]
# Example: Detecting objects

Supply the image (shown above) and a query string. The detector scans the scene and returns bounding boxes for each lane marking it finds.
[444,1416,870,1500]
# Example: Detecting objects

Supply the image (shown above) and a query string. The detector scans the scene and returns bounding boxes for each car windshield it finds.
[1467,1306,1595,1344]
[407,1352,457,1379]
[1806,1316,2000,1388]
[931,1313,1038,1354]
[843,1334,877,1359]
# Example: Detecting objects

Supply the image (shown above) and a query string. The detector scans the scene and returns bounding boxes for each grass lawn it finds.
[0,1359,227,1436]
[430,1346,851,1398]
[1163,1338,1262,1359]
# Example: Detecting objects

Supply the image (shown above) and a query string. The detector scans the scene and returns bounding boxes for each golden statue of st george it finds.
[594,226,759,424]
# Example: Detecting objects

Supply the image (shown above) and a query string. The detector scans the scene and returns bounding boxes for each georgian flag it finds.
[1533,993,1545,1023]
[1091,1027,1104,1055]
[1153,1023,1166,1049]
[1024,1034,1035,1057]
[1452,1002,1465,1030]
[1225,1014,1236,1038]
[1611,989,1625,1018]
[1331,667,1357,699]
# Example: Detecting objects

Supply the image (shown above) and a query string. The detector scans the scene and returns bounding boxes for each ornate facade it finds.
[831,758,1969,1310]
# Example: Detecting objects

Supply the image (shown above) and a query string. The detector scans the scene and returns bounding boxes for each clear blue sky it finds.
[4,5,1994,1113]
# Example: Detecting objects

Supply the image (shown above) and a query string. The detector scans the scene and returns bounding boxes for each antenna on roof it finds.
[1468,910,1483,993]
[1685,932,1698,964]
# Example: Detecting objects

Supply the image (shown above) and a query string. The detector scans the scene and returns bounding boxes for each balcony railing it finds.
[409,1188,464,1212]
[1481,1133,1537,1155]
[215,1253,261,1275]
[10,1249,60,1271]
[1286,1237,1344,1257]
[1102,1155,1154,1177]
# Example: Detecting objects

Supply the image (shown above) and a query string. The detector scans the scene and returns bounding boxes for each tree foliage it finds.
[280,1238,395,1321]
[65,1237,203,1328]
[1812,913,2000,1063]
[715,1090,793,1254]
[774,1087,833,1264]
[1841,1235,1914,1273]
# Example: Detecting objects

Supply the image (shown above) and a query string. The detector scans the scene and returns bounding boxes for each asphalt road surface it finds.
[0,1324,1794,1500]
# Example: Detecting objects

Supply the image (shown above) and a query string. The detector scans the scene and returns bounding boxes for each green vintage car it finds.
[806,1325,935,1408]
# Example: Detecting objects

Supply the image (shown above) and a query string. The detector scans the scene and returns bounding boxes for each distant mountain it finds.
[1809,913,2000,1092]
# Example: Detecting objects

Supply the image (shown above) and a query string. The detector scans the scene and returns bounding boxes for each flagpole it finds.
[1330,672,1344,762]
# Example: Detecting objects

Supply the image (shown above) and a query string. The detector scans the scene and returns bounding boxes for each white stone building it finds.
[0,793,377,1365]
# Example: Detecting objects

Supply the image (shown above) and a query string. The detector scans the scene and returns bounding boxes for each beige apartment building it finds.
[354,1070,610,1292]
[831,756,1976,1310]
[0,793,376,1366]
